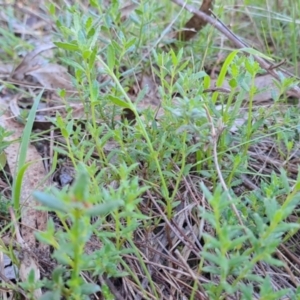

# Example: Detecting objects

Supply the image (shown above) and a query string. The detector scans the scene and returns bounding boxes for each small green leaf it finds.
[89,0,98,8]
[229,78,237,88]
[85,200,124,216]
[108,95,130,108]
[0,151,6,170]
[217,50,239,88]
[85,17,93,32]
[35,220,57,247]
[177,48,183,63]
[81,283,101,295]
[40,291,60,300]
[83,49,92,60]
[125,37,137,52]
[33,191,68,213]
[49,3,56,16]
[107,44,115,70]
[91,80,99,102]
[60,57,85,72]
[52,267,65,282]
[203,75,211,89]
[71,165,90,201]
[54,42,79,52]
[28,269,36,283]
[170,49,178,66]
[87,27,96,39]
[58,89,66,98]
[89,48,97,70]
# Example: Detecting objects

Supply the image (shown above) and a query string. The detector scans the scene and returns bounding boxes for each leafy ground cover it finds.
[0,0,300,299]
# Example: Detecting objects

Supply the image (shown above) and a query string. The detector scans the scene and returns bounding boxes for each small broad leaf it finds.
[52,266,66,282]
[203,75,211,89]
[83,49,92,60]
[89,0,98,8]
[85,17,93,32]
[34,191,68,213]
[85,200,124,216]
[71,165,90,200]
[229,78,238,88]
[0,151,6,170]
[87,27,96,39]
[49,3,56,16]
[81,283,101,295]
[89,48,97,70]
[54,42,79,52]
[108,95,130,108]
[39,291,61,300]
[107,44,115,70]
[170,49,178,66]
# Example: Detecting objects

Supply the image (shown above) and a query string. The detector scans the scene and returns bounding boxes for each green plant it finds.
[30,163,147,299]
[1,0,300,299]
[198,169,300,299]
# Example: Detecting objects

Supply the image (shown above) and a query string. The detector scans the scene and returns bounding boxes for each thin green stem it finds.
[98,56,172,218]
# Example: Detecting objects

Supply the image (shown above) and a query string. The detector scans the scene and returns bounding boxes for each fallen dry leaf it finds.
[8,43,74,97]
[120,2,138,21]
[26,63,73,91]
[0,63,14,76]
[13,43,55,81]
[210,74,281,103]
